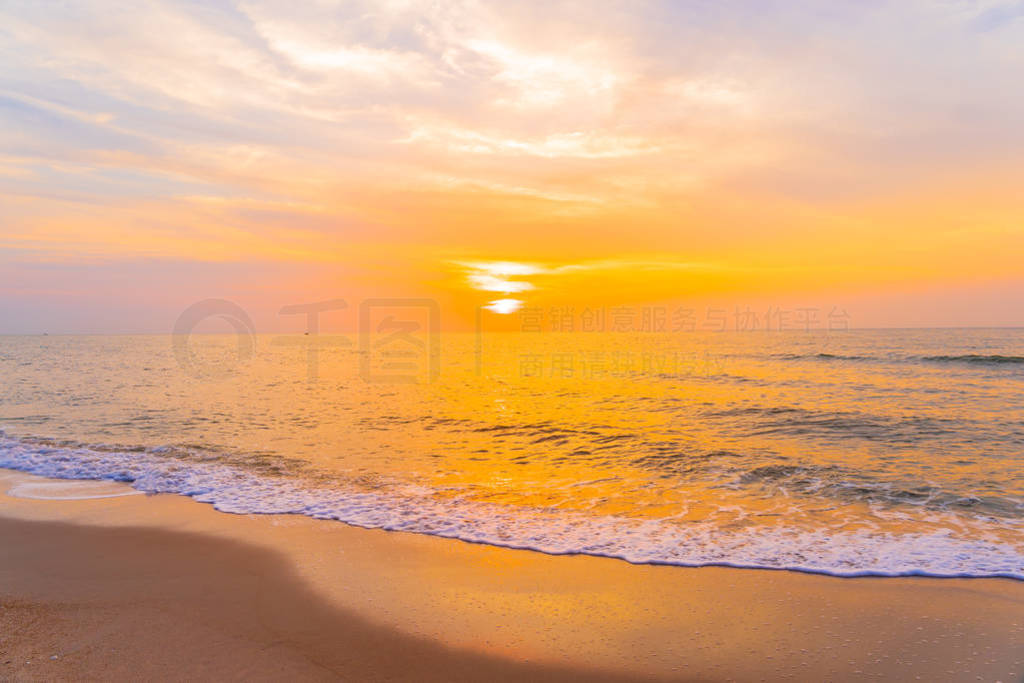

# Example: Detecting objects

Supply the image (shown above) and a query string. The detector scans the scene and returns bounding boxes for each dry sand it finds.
[0,470,1022,681]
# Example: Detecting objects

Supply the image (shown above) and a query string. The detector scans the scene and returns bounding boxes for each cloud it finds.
[483,298,523,314]
[457,258,731,311]
[1,0,1023,304]
[4,0,1020,222]
[461,261,541,295]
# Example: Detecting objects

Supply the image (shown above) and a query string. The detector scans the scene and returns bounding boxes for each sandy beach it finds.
[0,470,1020,682]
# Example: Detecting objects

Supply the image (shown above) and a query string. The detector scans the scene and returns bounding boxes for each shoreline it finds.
[3,439,1020,583]
[1,469,1023,681]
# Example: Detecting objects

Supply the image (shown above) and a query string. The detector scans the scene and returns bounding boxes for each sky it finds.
[1,0,1023,333]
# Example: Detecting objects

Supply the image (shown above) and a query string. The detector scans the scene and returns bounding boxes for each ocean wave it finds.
[734,462,1022,518]
[920,354,1024,365]
[627,448,1022,519]
[1,432,1021,581]
[700,405,966,444]
[769,352,873,362]
[766,352,1024,366]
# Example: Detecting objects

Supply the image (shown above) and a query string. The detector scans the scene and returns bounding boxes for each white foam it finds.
[6,479,143,500]
[1,434,1021,580]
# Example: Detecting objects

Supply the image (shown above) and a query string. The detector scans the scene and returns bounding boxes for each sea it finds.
[1,328,1022,579]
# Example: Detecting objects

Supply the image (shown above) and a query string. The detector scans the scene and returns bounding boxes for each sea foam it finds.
[1,432,1021,581]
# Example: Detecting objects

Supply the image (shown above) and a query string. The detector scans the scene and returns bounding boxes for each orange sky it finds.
[1,1,1023,332]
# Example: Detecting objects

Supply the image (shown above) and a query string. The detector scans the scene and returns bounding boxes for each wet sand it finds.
[1,470,1022,681]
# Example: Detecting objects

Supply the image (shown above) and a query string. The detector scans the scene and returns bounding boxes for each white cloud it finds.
[483,298,523,314]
